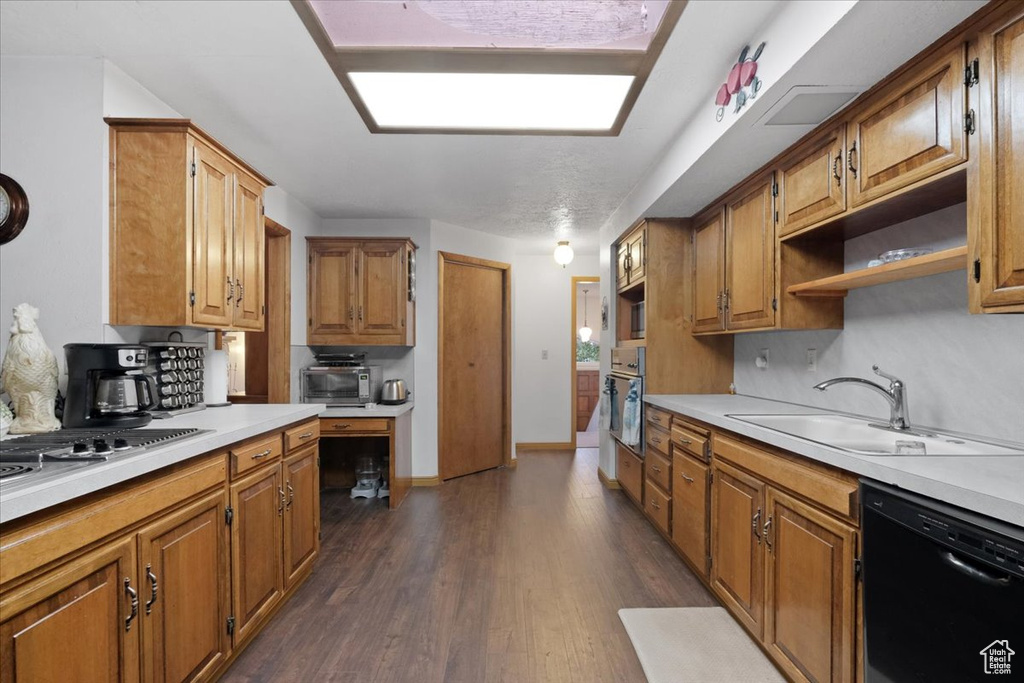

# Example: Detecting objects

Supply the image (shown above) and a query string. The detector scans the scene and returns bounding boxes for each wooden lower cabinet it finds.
[230,465,284,645]
[644,481,671,536]
[0,536,140,683]
[672,452,710,578]
[284,445,320,588]
[616,443,643,505]
[138,491,230,683]
[765,489,857,683]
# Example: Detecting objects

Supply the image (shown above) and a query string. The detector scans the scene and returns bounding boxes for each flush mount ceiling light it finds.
[291,0,685,135]
[554,241,575,267]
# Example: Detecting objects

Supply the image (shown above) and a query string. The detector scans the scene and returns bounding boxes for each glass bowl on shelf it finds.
[878,248,933,264]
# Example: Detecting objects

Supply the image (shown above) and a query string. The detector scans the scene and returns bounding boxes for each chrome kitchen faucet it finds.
[814,365,911,431]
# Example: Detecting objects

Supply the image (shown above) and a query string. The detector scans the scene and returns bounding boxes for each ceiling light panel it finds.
[349,72,634,130]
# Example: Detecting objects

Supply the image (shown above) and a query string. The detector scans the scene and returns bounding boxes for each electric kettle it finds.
[380,379,409,405]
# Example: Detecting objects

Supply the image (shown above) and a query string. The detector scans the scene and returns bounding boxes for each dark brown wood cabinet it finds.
[307,238,416,346]
[725,174,777,331]
[777,125,847,237]
[969,7,1024,313]
[284,445,320,589]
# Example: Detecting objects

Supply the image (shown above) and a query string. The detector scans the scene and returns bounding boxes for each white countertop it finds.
[320,402,414,418]
[645,394,1024,527]
[0,404,324,524]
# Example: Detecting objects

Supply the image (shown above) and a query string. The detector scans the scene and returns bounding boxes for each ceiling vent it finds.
[756,85,863,127]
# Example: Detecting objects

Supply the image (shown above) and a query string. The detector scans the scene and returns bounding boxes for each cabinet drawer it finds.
[673,452,710,576]
[644,481,671,536]
[646,450,672,493]
[672,423,709,462]
[232,433,283,476]
[617,444,643,505]
[285,419,320,452]
[646,423,671,457]
[320,418,391,434]
[646,406,672,431]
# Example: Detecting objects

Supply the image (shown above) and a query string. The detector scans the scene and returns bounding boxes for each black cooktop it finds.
[0,428,206,465]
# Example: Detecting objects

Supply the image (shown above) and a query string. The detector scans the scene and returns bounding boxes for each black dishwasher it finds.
[862,481,1024,682]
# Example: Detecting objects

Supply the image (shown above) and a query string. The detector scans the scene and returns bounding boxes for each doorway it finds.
[438,251,512,480]
[572,277,601,449]
[226,217,292,403]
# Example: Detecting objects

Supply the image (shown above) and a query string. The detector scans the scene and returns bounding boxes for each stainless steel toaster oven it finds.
[300,365,383,406]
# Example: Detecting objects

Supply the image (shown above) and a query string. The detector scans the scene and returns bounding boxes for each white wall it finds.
[735,204,1024,444]
[513,255,599,444]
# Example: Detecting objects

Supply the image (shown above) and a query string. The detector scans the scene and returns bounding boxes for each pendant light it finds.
[553,240,574,267]
[579,288,593,342]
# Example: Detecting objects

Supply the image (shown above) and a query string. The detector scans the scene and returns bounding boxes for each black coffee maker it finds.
[63,344,157,429]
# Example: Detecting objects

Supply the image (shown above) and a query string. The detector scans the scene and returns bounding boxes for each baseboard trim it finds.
[412,476,440,487]
[598,466,620,489]
[506,458,518,469]
[515,442,575,452]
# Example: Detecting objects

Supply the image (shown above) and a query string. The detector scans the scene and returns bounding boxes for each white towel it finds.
[600,376,615,431]
[622,378,641,447]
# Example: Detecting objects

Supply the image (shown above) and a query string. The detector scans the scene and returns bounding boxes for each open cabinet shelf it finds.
[786,245,968,298]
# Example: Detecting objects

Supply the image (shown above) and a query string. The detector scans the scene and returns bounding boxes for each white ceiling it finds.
[0,1,986,253]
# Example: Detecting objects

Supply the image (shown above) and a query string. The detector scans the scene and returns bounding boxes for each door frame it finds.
[437,251,512,480]
[570,276,600,449]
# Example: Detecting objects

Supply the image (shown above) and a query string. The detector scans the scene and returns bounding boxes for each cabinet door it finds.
[284,445,320,589]
[0,536,139,683]
[232,173,264,330]
[627,227,646,282]
[711,460,765,638]
[847,45,966,208]
[764,488,857,683]
[358,242,406,336]
[672,452,710,578]
[777,125,846,237]
[692,208,726,333]
[230,465,283,645]
[616,243,631,291]
[191,141,235,328]
[307,241,357,343]
[138,491,230,683]
[616,443,643,506]
[725,175,776,330]
[970,10,1024,311]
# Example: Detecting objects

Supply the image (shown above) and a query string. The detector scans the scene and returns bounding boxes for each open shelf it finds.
[786,245,968,298]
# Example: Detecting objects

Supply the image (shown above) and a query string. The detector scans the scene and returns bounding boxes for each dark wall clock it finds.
[0,174,30,245]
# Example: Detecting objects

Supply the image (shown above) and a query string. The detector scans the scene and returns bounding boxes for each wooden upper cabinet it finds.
[970,8,1024,313]
[725,175,776,331]
[107,118,270,331]
[0,536,140,683]
[777,125,846,237]
[692,208,727,333]
[616,243,631,291]
[615,222,647,293]
[306,237,416,346]
[764,488,857,683]
[711,460,765,638]
[846,44,967,208]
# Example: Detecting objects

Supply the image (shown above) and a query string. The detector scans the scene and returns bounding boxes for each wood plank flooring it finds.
[221,448,715,682]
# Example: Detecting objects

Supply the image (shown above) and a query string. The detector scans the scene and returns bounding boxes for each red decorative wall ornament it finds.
[715,42,765,122]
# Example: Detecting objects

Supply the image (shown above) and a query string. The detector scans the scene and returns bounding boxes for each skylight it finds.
[293,0,684,135]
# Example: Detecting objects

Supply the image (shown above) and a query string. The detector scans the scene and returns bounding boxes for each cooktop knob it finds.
[113,438,130,450]
[93,439,112,453]
[72,442,90,454]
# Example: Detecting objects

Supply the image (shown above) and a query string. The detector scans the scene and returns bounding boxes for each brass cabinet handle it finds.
[681,472,695,484]
[752,508,762,544]
[349,306,354,321]
[723,288,730,311]
[236,280,243,307]
[716,291,723,312]
[124,578,139,631]
[832,153,842,186]
[652,437,662,445]
[226,277,234,303]
[651,500,660,510]
[764,515,773,550]
[145,564,158,615]
[287,482,294,509]
[652,465,662,474]
[298,432,314,439]
[278,487,285,516]
[358,306,363,321]
[676,437,692,445]
[847,141,858,179]
[252,448,272,460]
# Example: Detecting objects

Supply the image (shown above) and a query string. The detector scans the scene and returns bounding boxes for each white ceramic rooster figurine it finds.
[1,303,61,433]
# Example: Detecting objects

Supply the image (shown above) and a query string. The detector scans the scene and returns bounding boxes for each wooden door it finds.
[778,125,846,237]
[233,173,264,330]
[672,452,710,578]
[616,243,631,291]
[971,9,1024,311]
[230,465,283,644]
[692,208,726,333]
[439,252,509,480]
[138,491,229,683]
[358,241,405,336]
[711,460,765,638]
[847,44,966,208]
[725,175,776,330]
[191,140,235,327]
[0,536,139,683]
[283,445,320,589]
[627,226,646,282]
[764,488,857,683]
[576,370,599,431]
[307,240,357,344]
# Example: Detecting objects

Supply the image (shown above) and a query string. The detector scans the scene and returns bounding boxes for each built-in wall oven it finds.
[607,346,645,457]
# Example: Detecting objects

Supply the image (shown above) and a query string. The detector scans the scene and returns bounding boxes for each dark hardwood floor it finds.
[221,448,715,682]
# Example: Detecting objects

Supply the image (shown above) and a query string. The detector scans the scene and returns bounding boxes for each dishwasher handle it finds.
[940,550,1011,587]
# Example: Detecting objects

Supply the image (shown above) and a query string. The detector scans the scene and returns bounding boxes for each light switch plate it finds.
[806,348,817,372]
[541,349,548,360]
[756,348,769,370]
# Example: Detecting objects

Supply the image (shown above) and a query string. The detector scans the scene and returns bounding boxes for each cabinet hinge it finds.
[261,204,265,215]
[964,58,979,87]
[774,210,779,223]
[709,471,714,484]
[309,255,312,264]
[973,258,981,283]
[227,616,235,636]
[225,506,234,526]
[190,161,197,177]
[309,317,313,327]
[189,291,196,307]
[261,304,265,315]
[854,557,863,580]
[964,109,976,135]
[317,456,321,467]
[771,181,778,197]
[771,297,778,311]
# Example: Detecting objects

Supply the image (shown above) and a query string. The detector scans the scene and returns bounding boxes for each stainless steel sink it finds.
[726,413,1024,456]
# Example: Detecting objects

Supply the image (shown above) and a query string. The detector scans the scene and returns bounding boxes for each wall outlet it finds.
[541,349,548,360]
[806,348,817,372]
[756,348,769,370]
